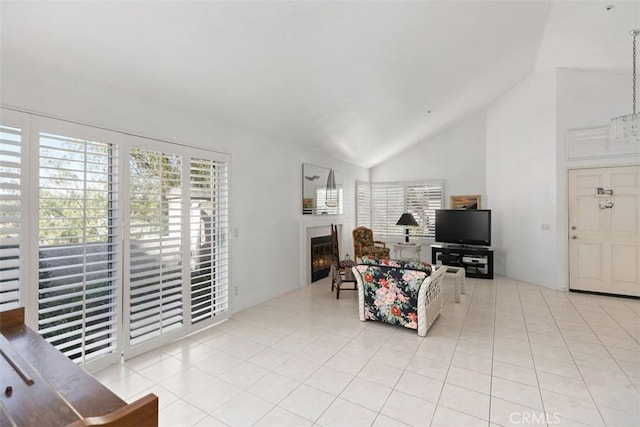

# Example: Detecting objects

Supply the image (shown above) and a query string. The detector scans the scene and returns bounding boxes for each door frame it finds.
[566,163,639,295]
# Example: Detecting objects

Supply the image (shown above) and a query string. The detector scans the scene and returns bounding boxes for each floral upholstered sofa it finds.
[352,257,445,336]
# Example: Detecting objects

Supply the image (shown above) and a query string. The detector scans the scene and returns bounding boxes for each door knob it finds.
[571,235,578,240]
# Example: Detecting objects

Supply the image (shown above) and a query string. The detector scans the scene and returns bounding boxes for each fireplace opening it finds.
[311,235,333,282]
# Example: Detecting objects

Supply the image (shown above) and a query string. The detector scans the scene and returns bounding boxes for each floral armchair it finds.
[352,226,390,260]
[352,257,445,336]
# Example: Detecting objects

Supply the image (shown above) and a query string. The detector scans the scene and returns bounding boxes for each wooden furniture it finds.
[393,243,421,261]
[330,224,357,299]
[0,307,158,427]
[352,226,390,260]
[431,245,494,279]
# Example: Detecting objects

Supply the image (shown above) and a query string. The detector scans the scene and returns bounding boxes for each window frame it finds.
[356,180,444,242]
[28,115,124,369]
[2,108,230,370]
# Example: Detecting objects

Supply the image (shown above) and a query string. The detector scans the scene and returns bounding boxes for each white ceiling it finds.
[1,1,638,167]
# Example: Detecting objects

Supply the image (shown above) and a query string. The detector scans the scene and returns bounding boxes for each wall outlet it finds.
[234,228,239,238]
[234,286,239,296]
[541,224,551,231]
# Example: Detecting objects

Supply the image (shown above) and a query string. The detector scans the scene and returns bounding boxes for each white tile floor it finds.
[93,276,640,426]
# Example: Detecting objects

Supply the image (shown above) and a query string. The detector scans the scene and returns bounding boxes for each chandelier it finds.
[610,30,640,145]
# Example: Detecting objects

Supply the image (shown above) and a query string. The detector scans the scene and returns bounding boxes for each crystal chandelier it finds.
[610,30,640,145]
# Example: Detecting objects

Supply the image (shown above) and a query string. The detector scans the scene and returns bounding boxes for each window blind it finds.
[0,124,22,310]
[357,181,444,240]
[406,182,443,238]
[355,182,371,228]
[2,109,231,364]
[371,184,404,238]
[128,148,184,347]
[189,157,229,324]
[37,132,118,363]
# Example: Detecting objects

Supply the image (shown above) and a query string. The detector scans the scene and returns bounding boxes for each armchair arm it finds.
[353,266,366,322]
[416,265,445,336]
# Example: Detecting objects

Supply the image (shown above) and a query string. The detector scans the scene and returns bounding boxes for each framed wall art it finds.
[450,195,481,209]
[302,163,343,215]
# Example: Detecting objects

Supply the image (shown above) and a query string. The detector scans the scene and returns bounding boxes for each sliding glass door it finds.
[1,109,229,368]
[123,138,229,358]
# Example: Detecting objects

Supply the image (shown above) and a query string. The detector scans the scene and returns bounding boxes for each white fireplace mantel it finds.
[299,216,343,287]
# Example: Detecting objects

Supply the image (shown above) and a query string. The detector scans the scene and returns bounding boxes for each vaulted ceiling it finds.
[1,1,637,167]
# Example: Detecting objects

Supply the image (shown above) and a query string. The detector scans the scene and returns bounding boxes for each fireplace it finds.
[310,235,332,282]
[300,222,342,286]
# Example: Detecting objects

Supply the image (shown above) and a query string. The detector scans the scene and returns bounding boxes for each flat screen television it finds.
[435,209,491,246]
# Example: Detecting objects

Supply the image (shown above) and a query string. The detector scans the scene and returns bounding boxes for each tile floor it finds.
[93,275,640,426]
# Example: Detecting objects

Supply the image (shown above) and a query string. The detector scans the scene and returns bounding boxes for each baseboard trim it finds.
[569,289,640,300]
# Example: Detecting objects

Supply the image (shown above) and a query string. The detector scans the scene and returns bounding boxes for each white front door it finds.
[568,166,640,297]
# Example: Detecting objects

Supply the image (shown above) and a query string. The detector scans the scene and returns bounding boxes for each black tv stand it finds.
[431,245,494,279]
[444,244,489,250]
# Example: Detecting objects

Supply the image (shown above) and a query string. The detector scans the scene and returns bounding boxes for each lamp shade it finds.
[396,213,418,227]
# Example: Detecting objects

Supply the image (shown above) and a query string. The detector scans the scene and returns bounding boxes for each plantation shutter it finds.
[189,157,229,324]
[2,110,231,364]
[355,181,371,228]
[371,184,404,238]
[37,131,119,363]
[128,148,184,347]
[406,182,443,239]
[363,181,444,240]
[0,122,24,310]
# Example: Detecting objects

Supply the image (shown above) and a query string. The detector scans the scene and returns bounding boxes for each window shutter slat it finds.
[129,148,185,347]
[0,124,22,310]
[357,180,444,241]
[4,110,233,365]
[37,131,118,364]
[356,182,371,228]
[189,157,229,324]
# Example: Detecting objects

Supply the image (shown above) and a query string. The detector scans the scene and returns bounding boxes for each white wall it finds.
[1,67,368,313]
[370,111,486,197]
[486,69,560,288]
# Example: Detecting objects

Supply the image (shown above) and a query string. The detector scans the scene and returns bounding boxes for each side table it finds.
[443,266,465,303]
[393,243,421,261]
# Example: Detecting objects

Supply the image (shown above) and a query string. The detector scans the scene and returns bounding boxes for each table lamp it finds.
[396,213,419,243]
